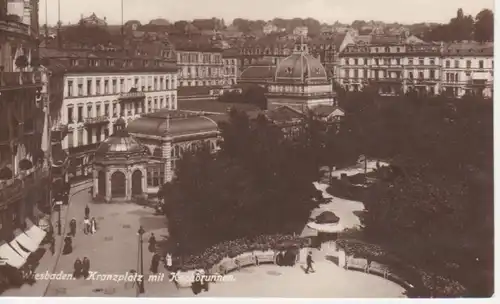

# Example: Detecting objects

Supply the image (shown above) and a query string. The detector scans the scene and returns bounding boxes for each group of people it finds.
[276,249,298,267]
[73,257,91,279]
[191,270,209,295]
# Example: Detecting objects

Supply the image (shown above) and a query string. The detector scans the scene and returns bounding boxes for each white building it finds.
[293,26,308,37]
[40,48,178,180]
[441,42,493,98]
[263,23,278,35]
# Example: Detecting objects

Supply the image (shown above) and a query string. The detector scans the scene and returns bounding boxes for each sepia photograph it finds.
[0,0,495,299]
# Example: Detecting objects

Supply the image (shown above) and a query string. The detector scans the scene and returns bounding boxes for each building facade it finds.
[0,0,48,242]
[338,43,443,96]
[441,42,493,98]
[40,48,178,182]
[222,49,239,87]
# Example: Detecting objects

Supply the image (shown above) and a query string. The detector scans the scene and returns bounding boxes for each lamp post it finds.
[137,226,145,295]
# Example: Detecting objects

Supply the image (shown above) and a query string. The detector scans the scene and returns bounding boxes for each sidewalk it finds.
[2,181,93,297]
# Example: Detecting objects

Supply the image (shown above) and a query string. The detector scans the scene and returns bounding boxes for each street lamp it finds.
[54,198,62,236]
[137,226,145,295]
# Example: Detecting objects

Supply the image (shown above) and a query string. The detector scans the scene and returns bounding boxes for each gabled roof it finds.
[311,105,345,117]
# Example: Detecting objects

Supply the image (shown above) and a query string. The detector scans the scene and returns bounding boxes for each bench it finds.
[368,261,390,279]
[346,257,368,272]
[254,250,276,265]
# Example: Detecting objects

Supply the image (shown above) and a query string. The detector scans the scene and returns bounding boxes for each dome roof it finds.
[274,44,328,82]
[95,129,145,156]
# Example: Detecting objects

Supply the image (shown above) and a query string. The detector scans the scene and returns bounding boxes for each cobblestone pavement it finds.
[42,190,184,297]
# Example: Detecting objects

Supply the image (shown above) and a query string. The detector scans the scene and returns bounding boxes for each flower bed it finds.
[171,234,309,272]
[336,239,468,298]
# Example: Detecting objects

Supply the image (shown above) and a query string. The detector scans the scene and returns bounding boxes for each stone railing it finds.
[118,91,145,100]
[84,115,110,125]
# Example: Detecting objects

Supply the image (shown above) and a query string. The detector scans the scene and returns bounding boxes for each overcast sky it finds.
[39,0,494,26]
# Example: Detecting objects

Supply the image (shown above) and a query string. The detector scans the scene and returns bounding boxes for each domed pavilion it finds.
[92,118,149,202]
[266,39,337,111]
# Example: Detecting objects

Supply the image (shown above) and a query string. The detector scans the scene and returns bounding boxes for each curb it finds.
[42,183,92,296]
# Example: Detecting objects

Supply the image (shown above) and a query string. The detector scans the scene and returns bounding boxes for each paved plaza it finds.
[4,174,407,298]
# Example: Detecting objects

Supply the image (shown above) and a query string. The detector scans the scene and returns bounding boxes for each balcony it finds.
[0,19,31,38]
[466,79,488,87]
[84,115,110,126]
[371,78,403,83]
[0,71,42,90]
[118,91,146,101]
[0,165,49,205]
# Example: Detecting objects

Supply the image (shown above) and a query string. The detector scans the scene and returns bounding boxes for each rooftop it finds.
[126,110,220,138]
[177,99,260,114]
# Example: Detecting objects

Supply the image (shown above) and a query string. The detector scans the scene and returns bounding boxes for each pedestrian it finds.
[191,270,202,295]
[82,257,90,279]
[165,253,172,270]
[70,218,77,237]
[148,233,156,253]
[90,217,97,234]
[73,258,82,279]
[84,205,90,218]
[49,236,55,255]
[83,217,90,235]
[305,251,314,274]
[63,234,73,255]
[150,253,160,274]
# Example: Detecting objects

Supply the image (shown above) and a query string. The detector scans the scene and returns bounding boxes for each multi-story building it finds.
[441,42,493,98]
[0,0,48,251]
[168,36,226,101]
[222,49,239,86]
[293,26,308,37]
[40,47,178,181]
[339,42,443,96]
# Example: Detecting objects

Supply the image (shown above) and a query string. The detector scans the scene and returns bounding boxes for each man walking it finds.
[84,205,90,218]
[305,251,315,274]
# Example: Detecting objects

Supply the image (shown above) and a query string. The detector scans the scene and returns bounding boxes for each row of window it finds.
[69,58,169,68]
[65,96,176,124]
[342,58,491,69]
[177,52,223,64]
[343,69,438,80]
[66,75,176,98]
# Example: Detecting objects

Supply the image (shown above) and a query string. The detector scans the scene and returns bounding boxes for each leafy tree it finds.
[160,109,322,254]
[474,9,494,42]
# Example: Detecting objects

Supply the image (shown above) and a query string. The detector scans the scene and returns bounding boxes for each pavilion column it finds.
[125,169,131,200]
[141,168,147,195]
[92,168,98,198]
[105,169,111,202]
[162,140,173,182]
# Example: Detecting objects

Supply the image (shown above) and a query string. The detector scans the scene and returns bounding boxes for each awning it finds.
[9,240,31,259]
[24,219,47,246]
[0,242,26,269]
[13,229,39,252]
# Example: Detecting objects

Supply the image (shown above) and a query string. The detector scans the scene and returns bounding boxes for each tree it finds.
[160,109,322,254]
[474,9,494,42]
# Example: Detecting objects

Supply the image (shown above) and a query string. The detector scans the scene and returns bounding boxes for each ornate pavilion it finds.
[92,111,222,202]
[240,39,344,122]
